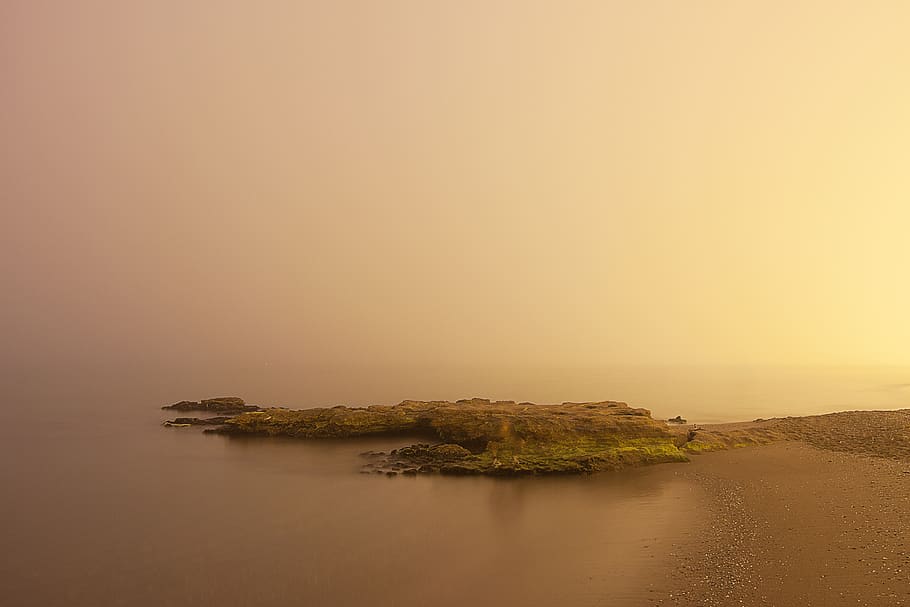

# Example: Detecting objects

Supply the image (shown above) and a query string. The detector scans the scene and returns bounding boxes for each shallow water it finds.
[2,365,908,606]
[0,395,698,607]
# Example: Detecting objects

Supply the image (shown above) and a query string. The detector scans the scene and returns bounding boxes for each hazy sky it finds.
[4,1,910,389]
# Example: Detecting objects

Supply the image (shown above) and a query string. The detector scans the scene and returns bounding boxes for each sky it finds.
[4,1,910,401]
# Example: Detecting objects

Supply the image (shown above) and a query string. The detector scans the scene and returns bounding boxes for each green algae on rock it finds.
[675,410,910,458]
[680,426,781,454]
[210,399,690,475]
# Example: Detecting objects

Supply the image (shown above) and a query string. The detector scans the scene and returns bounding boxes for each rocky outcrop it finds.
[162,397,258,413]
[164,399,910,473]
[162,416,233,426]
[206,399,690,475]
[360,443,476,475]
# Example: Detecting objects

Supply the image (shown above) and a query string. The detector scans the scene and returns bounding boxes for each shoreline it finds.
[164,397,910,476]
[160,399,910,604]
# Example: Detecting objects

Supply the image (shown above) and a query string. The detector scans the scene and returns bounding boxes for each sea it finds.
[3,364,907,606]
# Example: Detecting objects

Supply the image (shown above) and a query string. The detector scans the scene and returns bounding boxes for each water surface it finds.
[1,395,697,606]
[3,365,908,606]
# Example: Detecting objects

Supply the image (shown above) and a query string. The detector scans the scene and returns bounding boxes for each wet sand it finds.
[651,439,910,606]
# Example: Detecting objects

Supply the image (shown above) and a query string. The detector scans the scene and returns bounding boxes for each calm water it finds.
[2,365,908,606]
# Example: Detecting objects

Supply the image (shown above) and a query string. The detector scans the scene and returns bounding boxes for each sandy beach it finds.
[647,410,910,606]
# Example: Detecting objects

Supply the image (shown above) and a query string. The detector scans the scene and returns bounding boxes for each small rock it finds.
[162,397,258,413]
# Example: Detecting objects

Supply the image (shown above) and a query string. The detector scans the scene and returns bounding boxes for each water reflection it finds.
[0,400,699,607]
[207,432,698,607]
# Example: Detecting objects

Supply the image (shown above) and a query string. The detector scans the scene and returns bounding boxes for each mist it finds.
[5,1,910,406]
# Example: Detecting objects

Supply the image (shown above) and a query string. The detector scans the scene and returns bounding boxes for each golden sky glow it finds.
[4,1,910,378]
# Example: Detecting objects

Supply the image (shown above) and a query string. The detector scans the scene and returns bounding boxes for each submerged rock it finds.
[206,399,690,475]
[165,416,233,426]
[162,397,259,413]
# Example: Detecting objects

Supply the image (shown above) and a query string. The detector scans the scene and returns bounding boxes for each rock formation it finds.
[201,399,690,475]
[162,397,258,413]
[161,396,910,475]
